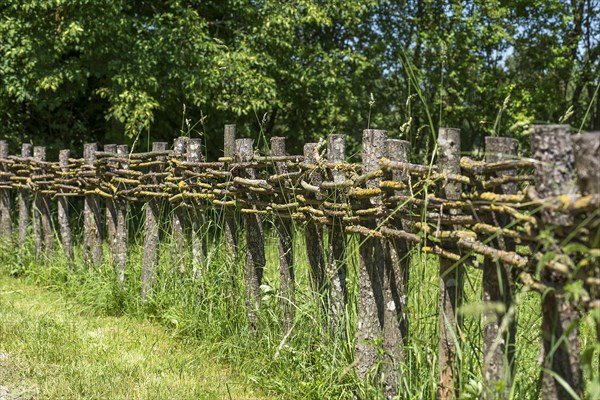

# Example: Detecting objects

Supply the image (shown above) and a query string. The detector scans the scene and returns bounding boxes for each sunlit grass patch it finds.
[0,275,268,400]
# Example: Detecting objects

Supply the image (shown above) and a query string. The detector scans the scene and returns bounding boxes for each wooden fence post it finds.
[303,143,326,298]
[57,149,74,261]
[32,147,42,257]
[355,129,387,386]
[0,140,11,242]
[19,143,33,247]
[437,127,463,399]
[104,144,118,261]
[83,143,103,266]
[33,146,53,258]
[531,124,582,400]
[572,132,600,195]
[572,131,600,372]
[382,138,411,396]
[187,138,206,280]
[271,136,295,332]
[141,142,167,301]
[223,124,238,258]
[171,137,188,274]
[326,134,347,331]
[236,138,266,329]
[384,138,411,341]
[482,137,518,398]
[115,144,129,285]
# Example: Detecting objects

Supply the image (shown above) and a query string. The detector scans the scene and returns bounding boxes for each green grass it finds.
[0,220,598,399]
[0,273,267,399]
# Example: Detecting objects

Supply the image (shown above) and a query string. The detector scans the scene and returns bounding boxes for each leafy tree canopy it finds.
[1,0,598,158]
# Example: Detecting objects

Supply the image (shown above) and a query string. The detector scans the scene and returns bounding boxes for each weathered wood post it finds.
[32,147,42,257]
[33,146,53,257]
[236,138,266,329]
[271,136,295,332]
[104,144,118,261]
[141,142,168,301]
[437,127,463,399]
[83,143,103,266]
[384,138,412,342]
[0,140,11,242]
[531,124,582,399]
[57,149,74,261]
[223,124,238,258]
[355,129,387,386]
[572,131,600,370]
[572,132,600,196]
[326,134,347,331]
[303,143,326,297]
[187,138,206,280]
[18,143,33,247]
[171,137,188,274]
[481,137,518,398]
[381,138,412,397]
[115,144,129,285]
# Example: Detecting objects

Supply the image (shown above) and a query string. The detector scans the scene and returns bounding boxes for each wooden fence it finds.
[0,125,598,399]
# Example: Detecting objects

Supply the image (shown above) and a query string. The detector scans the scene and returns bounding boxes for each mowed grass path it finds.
[0,274,267,400]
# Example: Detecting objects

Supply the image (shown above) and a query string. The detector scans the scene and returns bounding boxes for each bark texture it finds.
[531,125,582,400]
[482,137,518,398]
[530,125,577,226]
[384,139,411,353]
[57,150,74,261]
[237,138,265,329]
[378,137,410,399]
[0,141,12,242]
[271,137,295,332]
[115,145,129,285]
[355,129,390,394]
[572,131,600,390]
[223,124,238,259]
[18,144,32,247]
[104,144,118,262]
[83,143,103,266]
[33,146,53,258]
[187,138,206,280]
[437,128,463,400]
[303,143,326,298]
[326,134,347,332]
[171,137,188,275]
[572,132,600,195]
[141,142,167,301]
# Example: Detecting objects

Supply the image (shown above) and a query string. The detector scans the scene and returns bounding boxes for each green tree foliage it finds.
[0,0,273,150]
[0,0,599,157]
[369,0,600,157]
